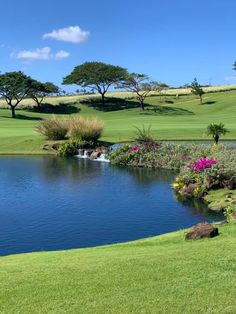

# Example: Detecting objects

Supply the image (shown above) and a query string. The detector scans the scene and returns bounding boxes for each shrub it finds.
[134,125,155,144]
[68,118,104,144]
[110,143,210,170]
[57,140,78,157]
[36,116,68,140]
[224,204,236,221]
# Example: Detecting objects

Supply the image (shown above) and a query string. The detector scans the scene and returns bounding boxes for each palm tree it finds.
[206,123,229,144]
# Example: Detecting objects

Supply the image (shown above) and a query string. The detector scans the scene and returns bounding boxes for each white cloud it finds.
[43,26,90,43]
[55,50,70,60]
[11,47,70,62]
[12,47,52,61]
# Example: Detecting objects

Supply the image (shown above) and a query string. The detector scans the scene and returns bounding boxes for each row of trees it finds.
[62,62,206,108]
[0,72,59,118]
[0,62,209,118]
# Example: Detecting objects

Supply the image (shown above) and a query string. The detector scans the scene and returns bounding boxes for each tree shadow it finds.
[203,101,216,105]
[142,105,194,116]
[27,102,80,114]
[80,97,140,111]
[15,114,43,121]
[0,113,42,120]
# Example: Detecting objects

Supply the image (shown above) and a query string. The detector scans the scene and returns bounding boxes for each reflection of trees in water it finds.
[112,165,177,185]
[174,192,224,220]
[40,156,105,183]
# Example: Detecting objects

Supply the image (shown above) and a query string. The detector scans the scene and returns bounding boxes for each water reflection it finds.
[114,165,177,185]
[0,156,223,256]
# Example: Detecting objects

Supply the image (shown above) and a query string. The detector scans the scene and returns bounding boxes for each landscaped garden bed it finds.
[109,141,236,217]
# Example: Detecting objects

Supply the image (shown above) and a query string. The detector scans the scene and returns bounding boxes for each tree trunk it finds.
[101,93,105,106]
[214,135,219,144]
[11,105,16,118]
[200,95,203,105]
[140,100,145,111]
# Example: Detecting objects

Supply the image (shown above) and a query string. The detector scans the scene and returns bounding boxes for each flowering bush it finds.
[110,143,210,171]
[128,145,140,153]
[187,157,217,173]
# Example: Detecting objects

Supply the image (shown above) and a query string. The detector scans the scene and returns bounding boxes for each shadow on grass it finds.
[80,97,140,111]
[203,101,216,105]
[0,113,42,120]
[15,114,43,121]
[142,105,195,116]
[27,102,80,114]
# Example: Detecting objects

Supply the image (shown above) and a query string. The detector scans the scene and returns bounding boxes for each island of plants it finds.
[108,125,236,218]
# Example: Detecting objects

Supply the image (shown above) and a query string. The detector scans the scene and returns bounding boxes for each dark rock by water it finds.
[185,223,219,240]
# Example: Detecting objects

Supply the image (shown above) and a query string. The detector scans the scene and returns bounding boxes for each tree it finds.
[206,123,229,144]
[191,78,205,104]
[62,62,128,105]
[0,71,34,118]
[30,81,59,107]
[156,82,169,102]
[117,73,156,110]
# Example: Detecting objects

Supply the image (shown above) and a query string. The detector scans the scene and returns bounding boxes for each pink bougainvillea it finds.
[187,157,217,173]
[128,145,140,153]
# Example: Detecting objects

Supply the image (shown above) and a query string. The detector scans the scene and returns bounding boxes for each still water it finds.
[0,156,222,256]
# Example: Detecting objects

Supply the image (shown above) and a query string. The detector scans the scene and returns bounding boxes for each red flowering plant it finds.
[128,144,141,154]
[187,157,217,173]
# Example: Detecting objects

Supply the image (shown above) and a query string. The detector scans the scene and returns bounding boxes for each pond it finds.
[0,156,223,256]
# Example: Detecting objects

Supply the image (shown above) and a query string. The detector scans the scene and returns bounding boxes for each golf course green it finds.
[1,221,236,313]
[0,89,236,154]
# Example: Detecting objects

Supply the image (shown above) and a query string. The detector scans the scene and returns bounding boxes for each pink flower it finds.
[128,145,140,153]
[187,157,217,173]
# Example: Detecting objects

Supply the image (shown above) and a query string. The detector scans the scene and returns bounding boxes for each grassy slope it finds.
[0,90,236,153]
[1,222,236,313]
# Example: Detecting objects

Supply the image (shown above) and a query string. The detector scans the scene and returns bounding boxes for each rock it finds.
[222,179,235,190]
[204,177,220,189]
[51,143,60,150]
[208,204,225,212]
[215,220,228,226]
[90,151,101,160]
[179,183,199,198]
[43,144,51,150]
[185,223,219,240]
[232,212,236,220]
[42,143,60,151]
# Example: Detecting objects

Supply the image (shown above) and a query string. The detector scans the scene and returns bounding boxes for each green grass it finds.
[204,189,236,210]
[1,222,236,313]
[1,89,236,153]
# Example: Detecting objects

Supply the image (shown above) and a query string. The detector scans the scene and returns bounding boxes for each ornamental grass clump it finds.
[35,116,68,140]
[68,118,104,145]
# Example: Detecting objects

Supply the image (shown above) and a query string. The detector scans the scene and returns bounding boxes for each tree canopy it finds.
[62,62,128,105]
[30,80,59,107]
[191,78,204,104]
[117,73,157,110]
[206,123,229,144]
[0,71,34,118]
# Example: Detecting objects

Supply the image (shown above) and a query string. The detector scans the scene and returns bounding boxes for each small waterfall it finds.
[77,149,89,159]
[76,150,110,162]
[94,153,110,163]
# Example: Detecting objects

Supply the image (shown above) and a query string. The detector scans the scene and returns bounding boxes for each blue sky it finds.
[1,0,236,91]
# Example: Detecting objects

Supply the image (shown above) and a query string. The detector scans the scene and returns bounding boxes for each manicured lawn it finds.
[1,222,236,313]
[0,90,236,153]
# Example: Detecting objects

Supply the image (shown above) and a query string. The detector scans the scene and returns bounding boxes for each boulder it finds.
[208,204,225,212]
[51,143,60,150]
[185,223,219,240]
[179,183,199,198]
[90,151,101,160]
[42,143,60,151]
[231,212,236,220]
